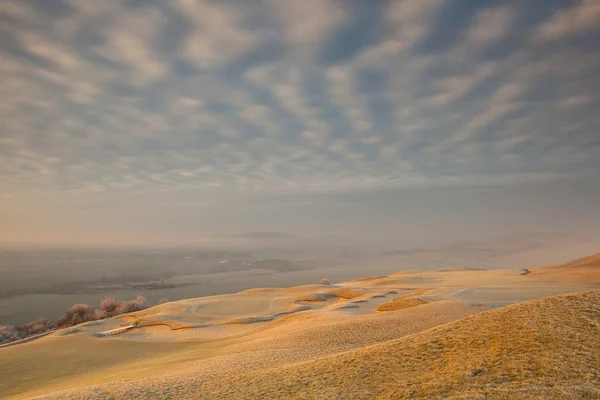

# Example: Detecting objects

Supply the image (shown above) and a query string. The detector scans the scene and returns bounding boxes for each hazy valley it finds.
[1,232,597,325]
[1,234,598,399]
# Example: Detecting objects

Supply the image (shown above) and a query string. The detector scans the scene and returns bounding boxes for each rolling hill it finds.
[1,254,599,399]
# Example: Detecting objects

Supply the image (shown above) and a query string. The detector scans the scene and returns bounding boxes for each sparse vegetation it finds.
[172,290,599,399]
[320,278,330,285]
[56,304,96,327]
[0,296,154,345]
[98,297,121,318]
[376,296,427,312]
[375,292,429,312]
[329,287,367,299]
[0,318,54,344]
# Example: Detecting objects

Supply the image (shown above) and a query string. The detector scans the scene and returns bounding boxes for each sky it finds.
[1,0,599,247]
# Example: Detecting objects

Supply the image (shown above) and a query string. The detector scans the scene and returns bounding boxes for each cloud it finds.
[266,0,349,56]
[0,0,598,208]
[462,5,516,49]
[301,130,326,146]
[456,82,524,141]
[386,0,442,49]
[423,62,497,108]
[244,62,329,135]
[533,0,600,42]
[174,0,261,69]
[558,95,590,108]
[19,32,84,71]
[326,65,371,133]
[95,7,168,84]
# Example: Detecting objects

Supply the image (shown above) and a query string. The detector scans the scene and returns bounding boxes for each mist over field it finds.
[1,230,597,326]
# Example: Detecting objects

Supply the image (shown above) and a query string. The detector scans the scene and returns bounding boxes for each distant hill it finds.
[532,253,600,284]
[212,231,299,240]
[540,252,600,269]
[376,232,598,271]
[441,231,579,251]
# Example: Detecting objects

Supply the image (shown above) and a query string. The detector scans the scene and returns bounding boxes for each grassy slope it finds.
[0,336,198,398]
[1,254,599,399]
[532,253,600,285]
[11,291,599,400]
[209,290,600,400]
[3,301,485,399]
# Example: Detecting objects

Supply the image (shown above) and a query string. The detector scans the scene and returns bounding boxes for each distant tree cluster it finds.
[0,318,54,344]
[0,295,161,345]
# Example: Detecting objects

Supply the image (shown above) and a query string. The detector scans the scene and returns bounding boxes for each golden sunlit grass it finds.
[531,253,600,285]
[376,295,428,311]
[1,254,599,399]
[191,290,600,399]
[14,291,597,400]
[375,290,432,312]
[348,275,386,282]
[328,287,369,299]
[9,301,484,400]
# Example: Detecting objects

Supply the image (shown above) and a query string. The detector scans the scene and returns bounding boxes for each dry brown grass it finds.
[532,253,600,285]
[349,275,386,282]
[376,295,428,311]
[40,292,594,400]
[1,301,485,399]
[328,287,369,299]
[543,253,600,270]
[203,290,600,400]
[376,290,431,312]
[2,255,599,400]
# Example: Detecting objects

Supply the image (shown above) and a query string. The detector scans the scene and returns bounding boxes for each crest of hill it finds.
[540,253,600,270]
[532,253,600,284]
[206,290,600,399]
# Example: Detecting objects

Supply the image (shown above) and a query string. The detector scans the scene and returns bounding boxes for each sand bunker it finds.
[114,285,411,340]
[295,293,337,302]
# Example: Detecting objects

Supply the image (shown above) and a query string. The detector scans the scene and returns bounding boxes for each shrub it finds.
[1,295,152,345]
[133,295,147,304]
[320,278,330,285]
[1,318,57,344]
[17,318,55,336]
[157,298,169,305]
[0,325,20,344]
[56,303,96,327]
[118,295,149,314]
[98,297,122,318]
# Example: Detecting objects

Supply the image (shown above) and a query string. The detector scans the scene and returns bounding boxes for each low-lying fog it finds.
[0,231,597,325]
